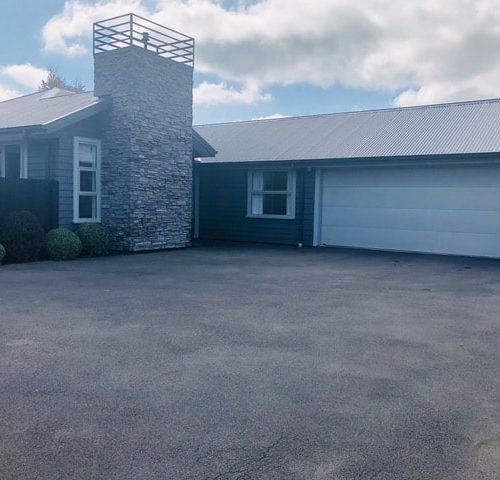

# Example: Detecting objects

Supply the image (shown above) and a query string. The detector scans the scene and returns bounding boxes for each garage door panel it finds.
[328,227,500,257]
[319,165,500,258]
[321,186,500,211]
[324,165,500,187]
[321,208,500,235]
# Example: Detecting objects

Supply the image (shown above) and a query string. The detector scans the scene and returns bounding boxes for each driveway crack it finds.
[199,435,285,480]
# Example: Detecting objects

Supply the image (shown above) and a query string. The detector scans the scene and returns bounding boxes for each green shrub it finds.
[46,228,82,261]
[76,223,110,257]
[0,243,5,264]
[0,211,44,262]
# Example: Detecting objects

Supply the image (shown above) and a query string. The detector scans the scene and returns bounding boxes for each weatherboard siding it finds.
[302,169,315,245]
[28,140,51,180]
[53,115,103,228]
[197,166,315,246]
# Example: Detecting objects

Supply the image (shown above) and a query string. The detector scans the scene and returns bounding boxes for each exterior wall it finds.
[94,46,193,251]
[197,165,315,246]
[302,169,316,245]
[51,116,102,228]
[26,116,102,228]
[27,140,52,180]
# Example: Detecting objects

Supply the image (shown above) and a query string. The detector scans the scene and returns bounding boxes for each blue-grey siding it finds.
[28,140,52,180]
[26,115,103,228]
[303,169,315,245]
[53,115,102,228]
[197,165,315,246]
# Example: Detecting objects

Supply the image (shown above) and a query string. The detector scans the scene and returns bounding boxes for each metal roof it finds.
[193,129,217,157]
[0,88,215,157]
[194,98,500,163]
[0,88,105,130]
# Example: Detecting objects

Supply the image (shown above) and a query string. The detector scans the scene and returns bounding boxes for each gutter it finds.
[0,125,44,142]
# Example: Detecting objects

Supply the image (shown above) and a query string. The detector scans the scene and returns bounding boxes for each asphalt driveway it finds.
[0,244,499,479]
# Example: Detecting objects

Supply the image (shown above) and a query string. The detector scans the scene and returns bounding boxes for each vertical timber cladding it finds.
[94,46,193,251]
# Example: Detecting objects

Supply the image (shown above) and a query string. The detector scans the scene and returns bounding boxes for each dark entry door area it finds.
[4,145,21,179]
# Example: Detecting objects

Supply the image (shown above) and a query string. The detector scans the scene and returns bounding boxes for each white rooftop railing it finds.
[93,13,194,67]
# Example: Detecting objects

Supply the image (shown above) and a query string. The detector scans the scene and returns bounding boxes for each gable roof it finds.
[193,129,217,157]
[0,88,216,157]
[194,98,500,163]
[0,88,108,132]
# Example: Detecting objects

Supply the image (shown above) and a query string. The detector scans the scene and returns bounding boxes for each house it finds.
[194,101,500,258]
[0,14,214,252]
[1,14,500,259]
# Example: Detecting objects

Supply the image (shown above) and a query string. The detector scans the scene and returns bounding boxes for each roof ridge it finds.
[0,89,44,105]
[0,88,96,106]
[39,89,95,101]
[194,97,500,127]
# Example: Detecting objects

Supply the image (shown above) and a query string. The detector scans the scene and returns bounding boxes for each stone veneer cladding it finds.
[94,46,193,251]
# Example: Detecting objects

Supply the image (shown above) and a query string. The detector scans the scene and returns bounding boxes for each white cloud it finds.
[1,64,49,90]
[0,84,21,102]
[0,63,50,102]
[42,0,147,56]
[194,81,271,105]
[251,113,287,120]
[41,0,500,106]
[394,64,500,106]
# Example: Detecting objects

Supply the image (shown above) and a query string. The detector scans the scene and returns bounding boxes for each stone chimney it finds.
[93,14,194,251]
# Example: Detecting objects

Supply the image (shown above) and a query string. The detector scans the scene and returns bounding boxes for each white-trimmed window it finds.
[247,170,296,219]
[0,143,28,179]
[73,137,101,223]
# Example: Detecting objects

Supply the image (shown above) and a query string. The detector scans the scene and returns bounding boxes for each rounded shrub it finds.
[46,228,82,261]
[0,211,44,263]
[76,223,110,257]
[0,243,5,264]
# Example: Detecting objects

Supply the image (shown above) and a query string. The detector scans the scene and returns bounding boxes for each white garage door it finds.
[318,163,500,258]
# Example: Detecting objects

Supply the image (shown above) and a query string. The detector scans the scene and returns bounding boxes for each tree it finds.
[38,67,85,93]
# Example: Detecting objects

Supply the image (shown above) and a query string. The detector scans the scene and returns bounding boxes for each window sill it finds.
[246,214,295,220]
[73,218,101,224]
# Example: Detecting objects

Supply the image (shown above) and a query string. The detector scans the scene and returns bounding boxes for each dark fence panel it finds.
[0,179,59,231]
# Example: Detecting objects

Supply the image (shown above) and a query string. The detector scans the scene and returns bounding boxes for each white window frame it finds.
[73,137,101,223]
[0,142,28,179]
[247,169,296,219]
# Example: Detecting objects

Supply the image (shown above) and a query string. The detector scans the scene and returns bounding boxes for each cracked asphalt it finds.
[0,243,499,479]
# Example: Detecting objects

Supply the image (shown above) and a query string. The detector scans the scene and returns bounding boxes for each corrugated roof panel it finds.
[0,89,103,129]
[194,99,500,163]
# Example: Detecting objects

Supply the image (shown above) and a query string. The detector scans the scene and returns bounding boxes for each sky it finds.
[1,0,500,124]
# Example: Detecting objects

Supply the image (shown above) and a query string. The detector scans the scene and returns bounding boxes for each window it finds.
[247,170,296,219]
[0,143,27,179]
[73,137,101,223]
